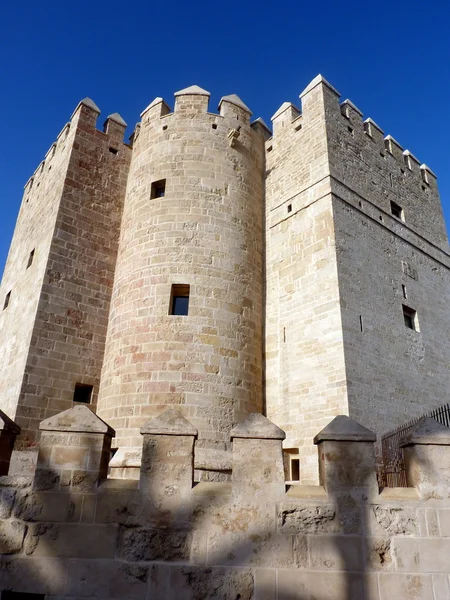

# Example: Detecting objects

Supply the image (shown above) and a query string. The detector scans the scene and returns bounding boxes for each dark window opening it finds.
[359,315,364,332]
[169,284,190,316]
[3,291,11,310]
[283,449,300,482]
[294,123,302,132]
[27,249,35,269]
[287,204,292,213]
[403,305,418,331]
[402,284,407,299]
[390,201,404,220]
[348,126,354,135]
[212,123,218,130]
[73,383,93,404]
[109,147,118,155]
[267,145,273,152]
[151,179,166,199]
[1,594,45,600]
[162,125,168,131]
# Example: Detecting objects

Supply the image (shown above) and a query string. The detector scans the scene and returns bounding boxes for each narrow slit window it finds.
[109,147,118,155]
[287,204,292,213]
[73,383,93,404]
[170,284,190,316]
[3,291,11,310]
[402,284,407,299]
[151,179,166,199]
[403,305,419,331]
[390,201,404,221]
[27,249,35,269]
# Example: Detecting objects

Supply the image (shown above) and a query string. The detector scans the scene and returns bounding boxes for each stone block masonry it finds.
[0,74,450,488]
[0,406,449,599]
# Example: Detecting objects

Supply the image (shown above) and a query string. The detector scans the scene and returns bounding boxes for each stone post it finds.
[314,415,378,495]
[230,413,286,502]
[139,408,197,510]
[0,410,21,476]
[401,417,450,499]
[34,405,115,492]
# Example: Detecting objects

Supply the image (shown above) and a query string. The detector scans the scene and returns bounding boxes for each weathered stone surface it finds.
[170,566,254,600]
[367,537,393,570]
[0,520,27,554]
[25,522,118,558]
[378,573,434,600]
[278,504,338,534]
[231,414,285,440]
[314,415,376,443]
[121,527,192,562]
[0,487,15,518]
[40,404,114,435]
[370,505,418,536]
[208,531,294,568]
[0,557,69,595]
[309,534,364,571]
[141,409,198,436]
[66,559,149,599]
[393,538,450,573]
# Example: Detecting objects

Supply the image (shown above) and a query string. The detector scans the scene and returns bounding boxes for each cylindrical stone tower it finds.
[97,85,266,479]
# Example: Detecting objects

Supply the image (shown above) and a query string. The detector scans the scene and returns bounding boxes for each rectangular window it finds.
[390,201,404,221]
[403,305,419,331]
[27,249,35,269]
[169,284,190,316]
[3,291,11,310]
[73,383,93,404]
[150,179,166,199]
[283,449,300,482]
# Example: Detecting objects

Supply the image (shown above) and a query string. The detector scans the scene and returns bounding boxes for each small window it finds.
[287,204,292,213]
[162,125,168,131]
[402,284,407,299]
[73,383,93,404]
[390,201,404,221]
[403,305,419,331]
[109,147,118,155]
[212,123,218,130]
[169,284,190,316]
[283,449,300,482]
[27,249,35,269]
[347,126,354,136]
[267,145,273,152]
[3,291,11,310]
[151,179,166,199]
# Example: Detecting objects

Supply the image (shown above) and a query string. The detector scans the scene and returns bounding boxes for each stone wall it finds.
[0,99,131,472]
[1,406,450,600]
[96,87,266,480]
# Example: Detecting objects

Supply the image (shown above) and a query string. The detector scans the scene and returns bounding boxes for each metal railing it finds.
[379,403,450,487]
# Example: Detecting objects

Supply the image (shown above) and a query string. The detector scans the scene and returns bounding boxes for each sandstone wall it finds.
[97,87,265,478]
[0,409,449,600]
[325,84,450,435]
[265,80,349,484]
[0,101,131,463]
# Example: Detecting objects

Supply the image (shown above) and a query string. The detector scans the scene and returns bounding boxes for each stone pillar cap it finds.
[39,405,115,436]
[400,417,450,447]
[271,102,300,121]
[314,415,376,444]
[71,97,101,119]
[0,410,21,434]
[218,94,252,115]
[300,74,340,99]
[140,408,197,436]
[106,112,127,127]
[251,117,272,134]
[230,413,286,440]
[174,85,210,97]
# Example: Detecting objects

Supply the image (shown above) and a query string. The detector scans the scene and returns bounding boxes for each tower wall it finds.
[0,101,131,466]
[326,91,450,434]
[97,88,265,475]
[265,80,349,484]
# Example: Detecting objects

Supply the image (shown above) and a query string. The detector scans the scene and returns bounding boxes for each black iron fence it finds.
[379,403,450,487]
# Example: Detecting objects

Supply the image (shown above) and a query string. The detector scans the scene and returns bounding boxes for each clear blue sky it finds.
[1,0,449,277]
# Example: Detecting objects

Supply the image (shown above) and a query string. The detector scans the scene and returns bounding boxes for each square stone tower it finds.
[265,75,450,483]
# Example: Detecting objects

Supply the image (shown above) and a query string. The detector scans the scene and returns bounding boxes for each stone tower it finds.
[265,76,450,483]
[96,86,266,480]
[0,99,131,472]
[1,75,450,484]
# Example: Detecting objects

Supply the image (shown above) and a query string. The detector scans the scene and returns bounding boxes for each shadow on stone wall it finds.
[1,410,448,599]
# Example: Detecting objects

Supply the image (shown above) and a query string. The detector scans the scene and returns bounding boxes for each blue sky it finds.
[1,0,449,277]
